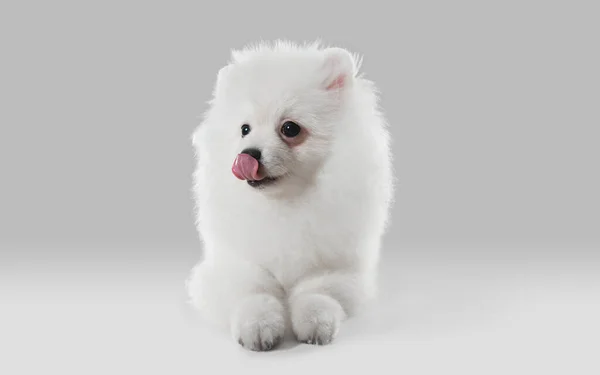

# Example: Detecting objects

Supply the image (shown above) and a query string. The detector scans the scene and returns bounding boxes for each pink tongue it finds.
[232,153,261,181]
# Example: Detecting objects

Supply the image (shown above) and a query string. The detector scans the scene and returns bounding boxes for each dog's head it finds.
[205,42,361,196]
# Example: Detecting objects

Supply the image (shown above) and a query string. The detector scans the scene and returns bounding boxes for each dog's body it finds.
[187,41,394,350]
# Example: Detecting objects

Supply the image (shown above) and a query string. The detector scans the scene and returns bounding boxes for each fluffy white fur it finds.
[186,40,394,351]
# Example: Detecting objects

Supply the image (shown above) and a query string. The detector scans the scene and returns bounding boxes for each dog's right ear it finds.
[214,64,233,98]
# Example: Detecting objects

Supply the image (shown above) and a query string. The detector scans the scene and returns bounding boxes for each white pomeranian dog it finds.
[187,40,394,351]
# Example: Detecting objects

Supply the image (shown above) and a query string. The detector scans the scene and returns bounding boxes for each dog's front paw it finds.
[290,293,346,346]
[231,294,285,352]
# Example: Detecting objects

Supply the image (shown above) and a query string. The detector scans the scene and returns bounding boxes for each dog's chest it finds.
[225,198,360,286]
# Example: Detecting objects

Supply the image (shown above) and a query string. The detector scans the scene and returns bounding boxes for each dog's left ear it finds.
[320,47,356,91]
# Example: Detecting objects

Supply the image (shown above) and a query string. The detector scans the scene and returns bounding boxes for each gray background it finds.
[1,1,598,374]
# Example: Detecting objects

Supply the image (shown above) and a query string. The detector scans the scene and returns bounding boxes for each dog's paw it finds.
[290,293,346,346]
[231,294,285,352]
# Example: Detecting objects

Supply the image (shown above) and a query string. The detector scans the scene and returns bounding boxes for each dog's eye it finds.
[281,121,301,138]
[241,124,251,137]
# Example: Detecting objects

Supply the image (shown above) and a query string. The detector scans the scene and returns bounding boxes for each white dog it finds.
[186,40,394,351]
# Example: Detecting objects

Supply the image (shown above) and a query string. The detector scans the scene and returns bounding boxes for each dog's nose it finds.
[241,148,262,162]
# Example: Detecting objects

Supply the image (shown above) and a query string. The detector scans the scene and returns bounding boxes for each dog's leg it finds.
[187,259,286,351]
[288,271,371,345]
[230,292,286,351]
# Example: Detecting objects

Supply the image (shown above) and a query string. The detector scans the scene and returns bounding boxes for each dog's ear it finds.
[320,47,356,91]
[214,64,233,98]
